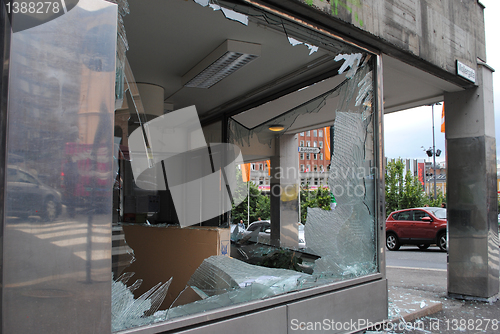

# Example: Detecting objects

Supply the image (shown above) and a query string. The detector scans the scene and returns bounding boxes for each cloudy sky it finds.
[383,0,500,163]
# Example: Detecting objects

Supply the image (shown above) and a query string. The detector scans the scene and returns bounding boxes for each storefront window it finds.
[108,0,379,331]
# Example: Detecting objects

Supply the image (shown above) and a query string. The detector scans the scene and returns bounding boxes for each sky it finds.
[383,0,500,164]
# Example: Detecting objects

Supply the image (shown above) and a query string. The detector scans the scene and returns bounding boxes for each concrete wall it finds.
[260,0,486,87]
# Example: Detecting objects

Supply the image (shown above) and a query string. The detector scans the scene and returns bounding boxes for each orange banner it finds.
[440,103,445,133]
[266,160,271,176]
[324,127,331,160]
[241,163,251,182]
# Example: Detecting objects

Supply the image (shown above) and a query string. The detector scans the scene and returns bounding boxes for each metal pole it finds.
[247,180,250,225]
[432,104,437,200]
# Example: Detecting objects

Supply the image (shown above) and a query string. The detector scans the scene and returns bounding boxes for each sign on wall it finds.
[456,60,476,83]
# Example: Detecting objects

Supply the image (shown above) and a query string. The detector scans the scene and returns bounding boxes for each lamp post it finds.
[426,103,442,200]
[420,146,427,194]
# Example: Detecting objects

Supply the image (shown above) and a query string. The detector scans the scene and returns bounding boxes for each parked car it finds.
[385,207,447,251]
[243,220,271,244]
[6,165,62,221]
[298,223,306,249]
[243,220,307,248]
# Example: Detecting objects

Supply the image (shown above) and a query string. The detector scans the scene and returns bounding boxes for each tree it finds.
[425,189,446,208]
[230,168,270,226]
[385,159,427,215]
[231,168,334,225]
[401,170,427,209]
[300,184,331,224]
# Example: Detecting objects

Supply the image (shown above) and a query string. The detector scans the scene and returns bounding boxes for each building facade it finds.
[249,127,331,189]
[0,1,497,333]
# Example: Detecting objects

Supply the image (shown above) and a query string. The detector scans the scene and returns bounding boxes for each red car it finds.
[385,207,447,251]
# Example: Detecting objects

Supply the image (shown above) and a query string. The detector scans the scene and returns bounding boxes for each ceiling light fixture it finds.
[182,40,261,89]
[268,125,285,132]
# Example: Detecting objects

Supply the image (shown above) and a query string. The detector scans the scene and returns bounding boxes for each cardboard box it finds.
[122,225,230,309]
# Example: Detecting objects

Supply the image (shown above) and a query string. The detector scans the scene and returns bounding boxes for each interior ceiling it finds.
[123,0,464,130]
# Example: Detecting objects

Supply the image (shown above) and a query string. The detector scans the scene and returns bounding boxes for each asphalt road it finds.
[386,245,447,271]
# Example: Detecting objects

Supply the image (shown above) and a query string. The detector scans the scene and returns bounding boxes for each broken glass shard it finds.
[335,53,362,78]
[112,274,172,332]
[154,255,310,321]
[287,36,319,55]
[194,0,249,25]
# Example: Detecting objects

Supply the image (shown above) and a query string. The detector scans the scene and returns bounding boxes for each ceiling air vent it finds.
[182,40,261,89]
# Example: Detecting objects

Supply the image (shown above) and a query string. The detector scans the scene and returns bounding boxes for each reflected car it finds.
[298,223,306,249]
[385,207,447,251]
[6,166,62,221]
[243,220,271,244]
[243,220,306,248]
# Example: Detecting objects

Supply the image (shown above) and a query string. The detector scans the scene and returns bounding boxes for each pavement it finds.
[365,266,500,333]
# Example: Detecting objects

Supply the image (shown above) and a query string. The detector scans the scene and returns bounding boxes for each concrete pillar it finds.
[444,64,499,299]
[270,134,300,249]
[136,83,165,116]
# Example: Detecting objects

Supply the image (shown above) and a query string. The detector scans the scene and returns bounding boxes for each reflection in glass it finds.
[3,1,117,333]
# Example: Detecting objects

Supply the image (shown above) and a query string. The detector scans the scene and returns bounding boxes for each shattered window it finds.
[111,0,378,331]
[227,50,377,281]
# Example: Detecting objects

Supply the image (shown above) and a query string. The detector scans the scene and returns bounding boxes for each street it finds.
[386,245,448,296]
[386,245,447,271]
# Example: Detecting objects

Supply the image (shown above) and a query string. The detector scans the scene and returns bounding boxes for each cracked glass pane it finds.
[305,111,376,277]
[229,55,376,278]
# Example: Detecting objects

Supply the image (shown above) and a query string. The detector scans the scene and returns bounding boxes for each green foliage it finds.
[230,167,333,226]
[258,249,304,272]
[385,159,427,215]
[231,168,270,226]
[425,189,446,208]
[300,184,331,224]
[401,170,427,209]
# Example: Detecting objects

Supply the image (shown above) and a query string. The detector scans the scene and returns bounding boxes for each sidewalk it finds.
[366,267,500,333]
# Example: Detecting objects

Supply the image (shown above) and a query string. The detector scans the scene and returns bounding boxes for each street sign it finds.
[298,147,320,154]
[456,60,475,83]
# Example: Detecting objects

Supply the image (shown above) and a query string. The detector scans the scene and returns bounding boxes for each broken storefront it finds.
[1,0,386,333]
